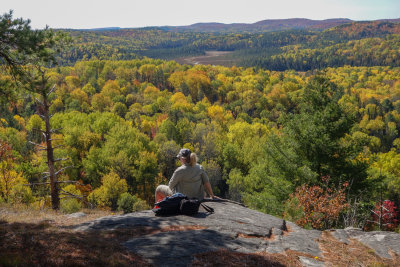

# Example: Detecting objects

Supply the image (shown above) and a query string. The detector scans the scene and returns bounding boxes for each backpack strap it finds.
[201,203,214,213]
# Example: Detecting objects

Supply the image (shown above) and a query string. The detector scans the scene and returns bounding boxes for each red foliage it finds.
[290,176,349,230]
[371,200,398,231]
[0,141,14,162]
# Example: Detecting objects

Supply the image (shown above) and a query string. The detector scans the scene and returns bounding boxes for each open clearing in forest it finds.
[175,51,238,66]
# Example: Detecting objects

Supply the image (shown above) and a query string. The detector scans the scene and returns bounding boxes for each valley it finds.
[174,51,236,66]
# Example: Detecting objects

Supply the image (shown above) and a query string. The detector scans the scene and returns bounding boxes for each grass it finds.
[1,204,399,266]
[1,204,114,226]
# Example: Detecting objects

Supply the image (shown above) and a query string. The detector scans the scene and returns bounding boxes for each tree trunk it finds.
[42,91,59,210]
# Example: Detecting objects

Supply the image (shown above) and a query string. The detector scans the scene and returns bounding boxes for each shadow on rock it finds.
[124,228,264,267]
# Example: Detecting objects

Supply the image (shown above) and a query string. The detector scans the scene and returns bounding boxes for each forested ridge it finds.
[1,12,400,231]
[59,21,400,72]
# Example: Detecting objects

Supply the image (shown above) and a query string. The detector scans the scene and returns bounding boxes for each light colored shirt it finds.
[168,163,209,200]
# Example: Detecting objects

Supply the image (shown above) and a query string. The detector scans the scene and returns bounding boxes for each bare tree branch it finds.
[34,97,44,106]
[55,165,74,175]
[23,180,85,186]
[48,84,56,96]
[60,188,84,199]
[28,141,46,148]
[50,128,63,133]
[53,158,69,162]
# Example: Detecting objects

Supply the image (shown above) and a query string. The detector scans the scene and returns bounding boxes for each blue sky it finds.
[1,0,399,29]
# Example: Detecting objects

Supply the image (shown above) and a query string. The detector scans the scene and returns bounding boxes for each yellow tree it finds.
[0,141,30,203]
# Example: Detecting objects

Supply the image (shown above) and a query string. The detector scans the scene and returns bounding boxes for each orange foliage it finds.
[289,176,349,230]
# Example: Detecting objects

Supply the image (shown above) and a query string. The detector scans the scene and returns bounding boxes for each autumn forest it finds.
[1,12,400,231]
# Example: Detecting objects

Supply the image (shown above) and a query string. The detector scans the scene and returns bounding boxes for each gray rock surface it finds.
[73,201,400,266]
[298,256,325,267]
[331,228,400,259]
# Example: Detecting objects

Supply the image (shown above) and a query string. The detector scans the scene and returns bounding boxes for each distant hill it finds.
[58,19,400,68]
[78,18,400,33]
[79,27,122,31]
[321,21,400,39]
[162,18,400,33]
[164,18,352,32]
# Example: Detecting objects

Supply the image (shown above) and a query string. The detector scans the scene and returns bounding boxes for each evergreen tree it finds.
[278,74,369,191]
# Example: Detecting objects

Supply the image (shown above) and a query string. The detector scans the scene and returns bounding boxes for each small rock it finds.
[298,256,324,267]
[272,228,283,236]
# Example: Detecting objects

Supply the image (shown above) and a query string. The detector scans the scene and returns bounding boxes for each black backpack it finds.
[153,193,214,216]
[180,198,201,215]
[180,198,214,215]
[152,193,187,216]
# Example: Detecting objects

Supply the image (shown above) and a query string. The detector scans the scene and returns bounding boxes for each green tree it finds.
[0,11,52,74]
[280,75,368,190]
[89,172,128,210]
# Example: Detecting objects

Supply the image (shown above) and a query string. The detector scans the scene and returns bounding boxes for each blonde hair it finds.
[189,153,197,166]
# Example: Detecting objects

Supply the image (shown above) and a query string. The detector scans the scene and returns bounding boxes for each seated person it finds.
[155,184,173,203]
[168,148,216,200]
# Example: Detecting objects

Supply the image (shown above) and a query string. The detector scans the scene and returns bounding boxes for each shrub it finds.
[283,197,305,226]
[117,193,135,214]
[132,198,150,212]
[88,172,128,210]
[60,184,82,213]
[371,200,398,231]
[117,193,150,213]
[61,198,82,214]
[10,184,34,204]
[284,176,349,230]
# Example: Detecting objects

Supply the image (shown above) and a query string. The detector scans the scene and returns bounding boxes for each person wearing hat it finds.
[167,148,216,200]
